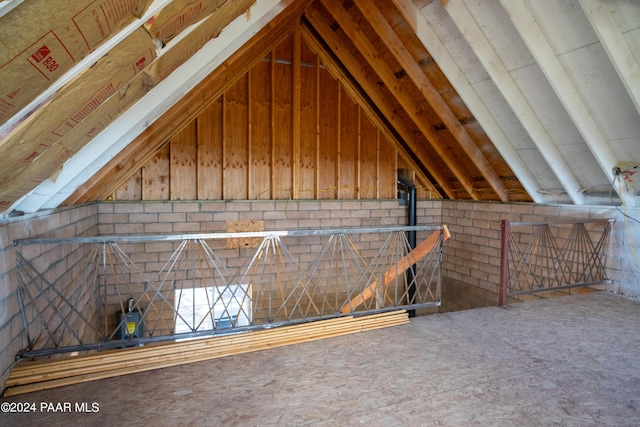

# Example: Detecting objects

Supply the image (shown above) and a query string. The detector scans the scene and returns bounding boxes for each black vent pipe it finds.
[397,175,417,247]
[397,175,417,317]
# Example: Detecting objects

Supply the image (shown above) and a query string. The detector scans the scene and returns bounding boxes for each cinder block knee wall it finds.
[1,200,638,389]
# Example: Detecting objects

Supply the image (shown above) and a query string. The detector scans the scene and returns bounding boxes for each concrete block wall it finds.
[97,200,444,332]
[441,201,640,308]
[0,204,98,390]
[96,200,444,258]
[97,200,442,234]
[18,241,102,347]
[1,198,637,392]
[606,207,640,296]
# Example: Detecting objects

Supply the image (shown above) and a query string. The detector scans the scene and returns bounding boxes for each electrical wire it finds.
[611,175,639,268]
[618,208,640,225]
[610,176,640,224]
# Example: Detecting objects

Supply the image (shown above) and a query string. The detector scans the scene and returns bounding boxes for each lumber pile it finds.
[4,310,409,397]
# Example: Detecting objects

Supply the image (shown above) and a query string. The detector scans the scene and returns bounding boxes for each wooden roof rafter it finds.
[65,0,313,206]
[501,0,635,206]
[391,0,543,203]
[442,0,586,204]
[353,0,508,201]
[304,7,452,198]
[579,0,640,117]
[5,0,639,213]
[317,0,481,200]
[300,19,441,198]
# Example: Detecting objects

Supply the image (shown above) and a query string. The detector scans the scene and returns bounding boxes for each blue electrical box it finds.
[116,310,143,339]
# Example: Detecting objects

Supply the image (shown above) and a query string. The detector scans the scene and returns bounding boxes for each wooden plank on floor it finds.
[5,311,409,396]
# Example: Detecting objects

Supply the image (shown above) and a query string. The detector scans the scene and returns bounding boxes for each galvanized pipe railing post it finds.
[499,219,510,307]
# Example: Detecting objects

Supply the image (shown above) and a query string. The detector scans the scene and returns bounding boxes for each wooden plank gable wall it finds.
[93,25,434,203]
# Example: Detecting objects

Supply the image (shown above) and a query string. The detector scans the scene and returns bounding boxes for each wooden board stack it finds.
[4,310,409,396]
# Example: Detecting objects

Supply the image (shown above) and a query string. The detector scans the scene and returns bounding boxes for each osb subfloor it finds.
[2,291,640,426]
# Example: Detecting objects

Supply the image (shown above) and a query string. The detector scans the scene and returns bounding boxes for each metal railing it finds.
[15,226,446,357]
[498,219,613,306]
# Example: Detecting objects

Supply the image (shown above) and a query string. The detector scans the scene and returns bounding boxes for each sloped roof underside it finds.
[0,0,638,215]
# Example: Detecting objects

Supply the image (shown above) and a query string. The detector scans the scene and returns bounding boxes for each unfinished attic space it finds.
[0,0,639,424]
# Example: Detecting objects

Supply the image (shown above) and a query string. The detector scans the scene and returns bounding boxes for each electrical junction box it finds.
[116,310,144,339]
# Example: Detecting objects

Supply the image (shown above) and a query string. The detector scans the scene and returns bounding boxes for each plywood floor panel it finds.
[2,291,639,426]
